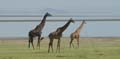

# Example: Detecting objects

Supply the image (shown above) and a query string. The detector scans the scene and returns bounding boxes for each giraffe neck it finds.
[75,21,85,33]
[40,14,47,24]
[33,14,48,32]
[59,20,71,33]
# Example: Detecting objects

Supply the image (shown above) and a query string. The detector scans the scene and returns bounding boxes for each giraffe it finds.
[70,20,86,48]
[48,18,74,53]
[28,12,52,49]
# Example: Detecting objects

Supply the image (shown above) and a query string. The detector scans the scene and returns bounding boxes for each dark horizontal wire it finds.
[0,15,44,17]
[0,15,79,17]
[0,19,120,22]
[0,15,118,17]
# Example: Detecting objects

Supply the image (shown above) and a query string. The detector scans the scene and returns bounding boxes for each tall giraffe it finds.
[70,20,86,48]
[28,12,52,49]
[48,18,74,53]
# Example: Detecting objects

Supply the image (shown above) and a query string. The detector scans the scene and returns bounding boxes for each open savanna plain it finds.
[0,37,120,59]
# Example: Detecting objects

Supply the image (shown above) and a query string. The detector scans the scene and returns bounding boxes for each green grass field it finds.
[0,37,120,59]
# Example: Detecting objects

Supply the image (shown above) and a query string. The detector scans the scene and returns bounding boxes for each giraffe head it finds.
[83,20,86,24]
[69,18,75,23]
[45,12,52,16]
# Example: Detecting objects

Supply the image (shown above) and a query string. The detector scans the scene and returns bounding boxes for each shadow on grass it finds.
[79,55,87,59]
[34,51,48,54]
[97,53,104,56]
[94,50,105,56]
[0,57,13,59]
[56,55,72,57]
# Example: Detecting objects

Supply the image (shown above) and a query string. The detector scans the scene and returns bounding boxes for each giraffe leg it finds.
[56,39,59,53]
[28,36,31,48]
[31,38,35,50]
[56,38,61,53]
[51,40,53,53]
[70,38,74,48]
[72,42,74,48]
[77,38,79,48]
[48,43,51,53]
[37,36,41,49]
[48,38,53,53]
[58,38,61,53]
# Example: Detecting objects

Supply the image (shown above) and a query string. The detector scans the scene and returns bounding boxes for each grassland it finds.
[0,37,120,59]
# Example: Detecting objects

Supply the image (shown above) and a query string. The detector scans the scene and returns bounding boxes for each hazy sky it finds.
[0,0,115,12]
[0,0,120,37]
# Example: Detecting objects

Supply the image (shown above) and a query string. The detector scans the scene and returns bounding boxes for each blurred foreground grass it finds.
[0,37,120,59]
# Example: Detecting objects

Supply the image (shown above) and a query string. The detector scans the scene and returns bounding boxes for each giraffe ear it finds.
[85,22,87,24]
[46,12,52,16]
[69,18,74,22]
[70,18,73,20]
[83,20,86,24]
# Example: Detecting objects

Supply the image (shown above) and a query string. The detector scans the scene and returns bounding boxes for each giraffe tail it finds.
[40,37,44,40]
